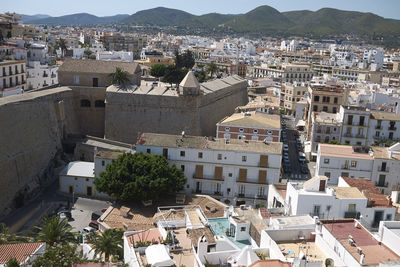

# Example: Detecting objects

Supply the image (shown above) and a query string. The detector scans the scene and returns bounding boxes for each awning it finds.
[145,244,176,267]
[296,120,306,127]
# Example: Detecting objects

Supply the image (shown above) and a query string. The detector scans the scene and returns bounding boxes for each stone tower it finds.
[179,71,200,96]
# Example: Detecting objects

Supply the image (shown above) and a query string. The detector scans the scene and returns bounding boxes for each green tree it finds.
[0,223,31,244]
[33,244,86,267]
[109,67,130,86]
[150,64,167,78]
[36,216,75,246]
[195,70,208,83]
[6,257,19,267]
[181,50,195,69]
[84,49,93,57]
[206,62,218,78]
[87,229,123,261]
[162,65,188,86]
[94,153,186,201]
[56,38,67,57]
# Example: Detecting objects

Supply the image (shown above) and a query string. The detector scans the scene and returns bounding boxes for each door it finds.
[195,182,202,193]
[373,211,384,227]
[92,77,99,87]
[87,186,92,196]
[162,148,168,158]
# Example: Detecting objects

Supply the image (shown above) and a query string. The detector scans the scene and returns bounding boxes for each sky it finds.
[2,0,400,20]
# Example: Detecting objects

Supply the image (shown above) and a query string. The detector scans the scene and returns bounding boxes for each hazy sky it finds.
[2,0,400,19]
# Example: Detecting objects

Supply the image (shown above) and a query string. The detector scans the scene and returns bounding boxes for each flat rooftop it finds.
[277,240,326,263]
[314,112,339,124]
[60,161,94,178]
[322,220,400,266]
[319,144,372,160]
[271,215,315,228]
[371,111,400,122]
[331,187,366,199]
[137,133,282,154]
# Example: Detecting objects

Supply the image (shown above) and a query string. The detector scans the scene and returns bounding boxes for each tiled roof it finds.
[342,177,392,207]
[137,133,282,154]
[58,59,140,75]
[218,111,281,129]
[0,242,45,264]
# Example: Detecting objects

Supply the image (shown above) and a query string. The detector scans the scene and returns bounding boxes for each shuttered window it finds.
[260,155,269,168]
[195,165,203,178]
[214,166,223,180]
[238,168,247,182]
[258,170,267,184]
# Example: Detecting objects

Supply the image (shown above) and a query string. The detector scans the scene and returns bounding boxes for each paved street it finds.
[69,197,111,233]
[281,115,311,181]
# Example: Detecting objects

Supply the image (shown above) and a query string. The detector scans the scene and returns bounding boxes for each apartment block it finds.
[135,133,282,206]
[338,106,370,146]
[216,111,281,142]
[281,82,307,115]
[100,33,147,59]
[310,112,342,153]
[253,63,313,83]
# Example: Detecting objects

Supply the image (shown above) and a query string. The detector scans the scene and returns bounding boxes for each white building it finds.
[378,221,400,256]
[97,51,133,62]
[338,106,370,146]
[272,175,396,228]
[59,151,123,197]
[135,133,282,206]
[363,48,384,70]
[311,112,341,153]
[26,61,58,90]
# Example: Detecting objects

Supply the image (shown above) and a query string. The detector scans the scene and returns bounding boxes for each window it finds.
[356,142,362,146]
[181,165,185,171]
[314,96,320,102]
[351,161,357,167]
[322,106,328,112]
[313,105,318,112]
[345,140,350,144]
[257,187,265,196]
[348,115,353,125]
[375,131,380,137]
[218,154,222,160]
[74,75,79,85]
[80,99,91,107]
[69,186,73,194]
[198,152,203,158]
[324,172,331,178]
[239,128,244,133]
[74,177,78,180]
[359,116,365,126]
[313,205,321,216]
[95,100,105,108]
[386,214,392,220]
[348,204,356,212]
[180,151,185,157]
[253,129,258,134]
[333,107,337,113]
[240,227,246,232]
[324,159,330,164]
[225,127,230,132]
[146,148,151,153]
[242,156,247,162]
[102,160,105,166]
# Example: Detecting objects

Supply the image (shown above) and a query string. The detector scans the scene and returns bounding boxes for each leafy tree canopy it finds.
[33,244,86,267]
[6,257,19,267]
[162,65,188,86]
[35,216,76,246]
[86,229,123,261]
[175,50,195,70]
[109,67,130,86]
[150,64,167,78]
[94,153,186,201]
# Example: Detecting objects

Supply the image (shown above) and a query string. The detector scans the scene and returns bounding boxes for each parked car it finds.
[101,207,109,213]
[283,144,289,152]
[89,220,99,230]
[298,152,306,163]
[283,153,289,160]
[91,211,103,221]
[57,210,72,219]
[82,226,96,234]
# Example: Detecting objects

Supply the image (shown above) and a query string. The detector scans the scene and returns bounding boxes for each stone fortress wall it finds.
[0,88,76,215]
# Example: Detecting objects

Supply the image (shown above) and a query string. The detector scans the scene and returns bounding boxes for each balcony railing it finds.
[389,126,397,131]
[375,181,388,187]
[236,179,268,185]
[344,133,352,137]
[235,193,267,200]
[193,175,224,181]
[355,134,365,138]
[378,166,389,172]
[344,211,360,219]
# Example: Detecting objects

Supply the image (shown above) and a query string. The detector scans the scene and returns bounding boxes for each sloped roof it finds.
[179,71,199,89]
[0,243,45,264]
[302,175,328,188]
[188,227,216,246]
[218,111,281,129]
[58,59,140,75]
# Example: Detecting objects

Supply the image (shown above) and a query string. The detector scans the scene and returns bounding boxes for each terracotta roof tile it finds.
[0,242,45,264]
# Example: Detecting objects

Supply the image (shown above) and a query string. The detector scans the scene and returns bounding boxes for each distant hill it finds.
[21,14,51,23]
[283,8,400,35]
[31,13,129,25]
[121,7,194,26]
[21,6,400,39]
[223,5,294,33]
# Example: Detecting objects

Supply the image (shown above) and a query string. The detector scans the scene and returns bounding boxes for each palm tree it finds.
[56,38,67,57]
[36,216,75,246]
[109,67,130,87]
[0,223,31,244]
[87,229,123,261]
[206,62,218,78]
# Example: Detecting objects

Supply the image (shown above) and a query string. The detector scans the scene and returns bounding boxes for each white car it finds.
[82,226,96,234]
[283,144,289,151]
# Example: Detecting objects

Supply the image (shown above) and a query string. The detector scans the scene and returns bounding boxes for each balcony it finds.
[193,175,224,181]
[355,134,365,138]
[235,193,267,200]
[375,181,388,187]
[43,73,48,77]
[389,126,397,131]
[342,165,349,170]
[344,133,352,137]
[344,211,360,219]
[378,166,389,172]
[236,179,268,185]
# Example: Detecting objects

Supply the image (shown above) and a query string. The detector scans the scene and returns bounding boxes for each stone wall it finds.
[104,79,248,143]
[0,88,75,215]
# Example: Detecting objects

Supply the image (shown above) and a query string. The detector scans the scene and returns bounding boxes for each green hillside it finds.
[182,13,237,28]
[122,7,195,26]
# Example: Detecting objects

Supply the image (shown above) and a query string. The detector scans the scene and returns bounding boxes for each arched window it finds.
[95,100,105,108]
[80,99,91,107]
